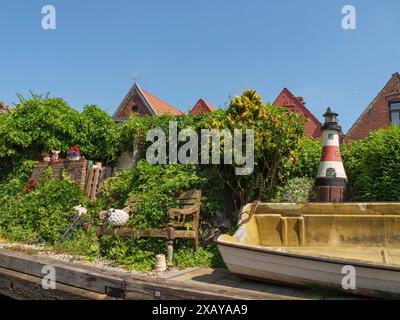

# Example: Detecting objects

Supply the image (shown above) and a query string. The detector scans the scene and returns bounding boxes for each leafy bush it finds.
[98,237,224,272]
[101,161,206,226]
[0,167,86,243]
[292,138,321,178]
[0,94,121,180]
[343,126,400,201]
[95,160,227,271]
[273,177,315,202]
[201,90,306,205]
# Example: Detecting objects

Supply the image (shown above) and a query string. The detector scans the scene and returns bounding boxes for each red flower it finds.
[25,188,31,193]
[29,178,36,187]
[69,146,80,153]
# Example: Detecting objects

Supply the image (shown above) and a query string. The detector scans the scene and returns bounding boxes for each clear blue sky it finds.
[0,0,399,132]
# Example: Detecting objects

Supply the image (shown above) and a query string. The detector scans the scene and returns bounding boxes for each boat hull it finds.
[217,240,400,297]
[216,202,400,298]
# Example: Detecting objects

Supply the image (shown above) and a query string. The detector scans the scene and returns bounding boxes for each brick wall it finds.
[32,158,88,190]
[345,73,400,141]
[117,92,152,118]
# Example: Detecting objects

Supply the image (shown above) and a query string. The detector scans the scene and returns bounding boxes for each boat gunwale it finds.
[215,238,400,273]
[253,202,400,215]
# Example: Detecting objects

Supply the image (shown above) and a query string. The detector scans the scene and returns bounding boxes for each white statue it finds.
[51,150,61,162]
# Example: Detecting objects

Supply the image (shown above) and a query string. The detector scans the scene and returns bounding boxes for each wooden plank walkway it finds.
[0,248,315,300]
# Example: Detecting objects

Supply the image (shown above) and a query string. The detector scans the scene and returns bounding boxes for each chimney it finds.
[297,97,305,105]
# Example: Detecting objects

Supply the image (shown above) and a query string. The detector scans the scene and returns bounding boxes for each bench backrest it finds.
[178,190,201,209]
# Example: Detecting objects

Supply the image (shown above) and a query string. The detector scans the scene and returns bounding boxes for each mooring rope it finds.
[238,200,260,227]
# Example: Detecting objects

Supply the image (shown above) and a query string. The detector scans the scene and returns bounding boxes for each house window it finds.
[131,104,139,114]
[390,101,400,126]
[328,134,334,140]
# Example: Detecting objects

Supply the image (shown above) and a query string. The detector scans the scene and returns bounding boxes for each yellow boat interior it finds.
[219,203,400,267]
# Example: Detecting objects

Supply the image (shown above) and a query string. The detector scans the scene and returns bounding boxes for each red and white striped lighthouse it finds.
[315,108,347,202]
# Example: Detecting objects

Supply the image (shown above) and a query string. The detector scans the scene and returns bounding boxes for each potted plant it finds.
[67,146,81,161]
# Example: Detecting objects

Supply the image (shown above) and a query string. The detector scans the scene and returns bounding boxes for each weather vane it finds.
[130,72,140,83]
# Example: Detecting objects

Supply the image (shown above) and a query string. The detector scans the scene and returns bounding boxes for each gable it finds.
[346,73,400,141]
[190,99,215,115]
[113,83,182,122]
[273,88,322,138]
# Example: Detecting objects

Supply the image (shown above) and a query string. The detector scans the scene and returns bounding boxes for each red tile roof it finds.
[190,98,215,115]
[273,88,322,138]
[141,88,183,116]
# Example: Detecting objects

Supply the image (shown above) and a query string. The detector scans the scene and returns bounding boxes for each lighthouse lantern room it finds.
[315,107,347,202]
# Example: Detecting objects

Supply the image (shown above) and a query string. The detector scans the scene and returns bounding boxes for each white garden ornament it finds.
[107,208,130,226]
[73,205,87,217]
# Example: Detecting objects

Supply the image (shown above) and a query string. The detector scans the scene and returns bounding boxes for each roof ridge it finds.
[274,88,322,125]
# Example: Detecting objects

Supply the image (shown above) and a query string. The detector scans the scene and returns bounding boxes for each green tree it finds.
[201,89,306,207]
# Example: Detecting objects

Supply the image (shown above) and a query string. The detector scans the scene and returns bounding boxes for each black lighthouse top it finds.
[322,107,342,131]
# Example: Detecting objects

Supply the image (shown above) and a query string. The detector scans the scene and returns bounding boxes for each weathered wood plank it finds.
[90,168,101,200]
[0,266,116,300]
[0,249,125,295]
[86,166,94,197]
[0,248,308,300]
[124,276,302,300]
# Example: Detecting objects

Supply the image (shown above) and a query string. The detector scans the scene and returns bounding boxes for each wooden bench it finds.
[96,190,201,267]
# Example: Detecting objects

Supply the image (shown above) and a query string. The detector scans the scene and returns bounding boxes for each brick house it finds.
[189,99,215,115]
[112,83,216,123]
[113,83,183,123]
[273,88,322,138]
[345,73,400,141]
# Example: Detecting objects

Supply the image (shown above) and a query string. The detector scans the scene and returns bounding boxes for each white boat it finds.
[216,202,400,298]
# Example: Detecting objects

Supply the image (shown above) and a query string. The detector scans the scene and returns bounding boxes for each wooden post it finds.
[166,219,175,268]
[167,239,174,269]
[90,167,101,201]
[86,166,94,197]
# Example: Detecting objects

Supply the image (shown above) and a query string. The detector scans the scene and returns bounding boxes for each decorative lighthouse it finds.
[315,108,347,202]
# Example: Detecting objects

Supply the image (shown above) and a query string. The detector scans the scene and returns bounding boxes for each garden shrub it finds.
[291,138,321,178]
[200,90,306,206]
[273,177,315,202]
[96,160,226,271]
[0,167,86,243]
[343,126,400,201]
